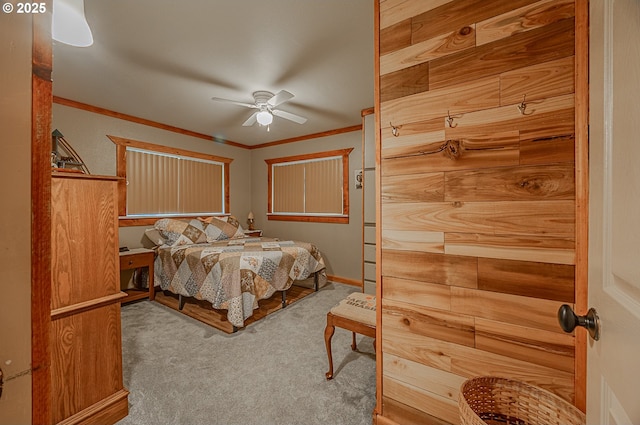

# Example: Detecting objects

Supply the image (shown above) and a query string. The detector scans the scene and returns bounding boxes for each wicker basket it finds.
[459,376,585,425]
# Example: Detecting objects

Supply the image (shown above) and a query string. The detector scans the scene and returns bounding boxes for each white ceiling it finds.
[52,0,375,147]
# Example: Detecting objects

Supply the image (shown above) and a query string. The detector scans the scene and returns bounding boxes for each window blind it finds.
[126,148,223,215]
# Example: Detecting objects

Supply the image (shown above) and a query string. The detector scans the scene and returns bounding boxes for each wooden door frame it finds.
[575,0,589,412]
[31,5,53,424]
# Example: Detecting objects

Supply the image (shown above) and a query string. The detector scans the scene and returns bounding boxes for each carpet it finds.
[116,282,376,425]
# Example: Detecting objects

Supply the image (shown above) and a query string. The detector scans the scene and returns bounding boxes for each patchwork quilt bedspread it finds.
[154,237,326,327]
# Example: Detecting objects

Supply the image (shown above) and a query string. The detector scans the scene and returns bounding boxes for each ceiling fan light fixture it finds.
[256,110,273,126]
[53,0,94,47]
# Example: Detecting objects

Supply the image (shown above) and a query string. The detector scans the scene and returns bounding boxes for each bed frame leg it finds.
[281,291,287,308]
[178,294,185,310]
[314,271,319,291]
[232,326,238,333]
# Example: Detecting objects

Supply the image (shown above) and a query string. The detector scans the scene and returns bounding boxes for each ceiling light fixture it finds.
[52,0,94,47]
[256,110,273,126]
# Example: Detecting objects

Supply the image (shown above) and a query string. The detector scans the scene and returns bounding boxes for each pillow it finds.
[144,228,166,246]
[154,218,208,246]
[198,215,245,240]
[220,215,245,238]
[204,216,244,242]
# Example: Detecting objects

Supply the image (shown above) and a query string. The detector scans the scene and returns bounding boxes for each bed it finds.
[150,216,327,330]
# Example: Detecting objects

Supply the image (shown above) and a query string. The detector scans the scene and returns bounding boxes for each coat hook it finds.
[446,110,457,128]
[390,122,401,137]
[517,95,531,115]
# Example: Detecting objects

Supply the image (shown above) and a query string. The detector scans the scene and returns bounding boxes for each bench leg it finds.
[324,314,336,380]
[351,331,358,351]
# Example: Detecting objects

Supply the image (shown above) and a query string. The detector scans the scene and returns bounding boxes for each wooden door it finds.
[587,0,640,423]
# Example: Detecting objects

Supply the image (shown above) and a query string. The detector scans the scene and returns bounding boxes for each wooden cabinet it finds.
[51,173,129,425]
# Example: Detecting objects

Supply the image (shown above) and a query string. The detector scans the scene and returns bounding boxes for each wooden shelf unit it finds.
[51,173,129,425]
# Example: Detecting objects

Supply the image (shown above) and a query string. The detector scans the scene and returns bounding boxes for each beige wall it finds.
[250,131,363,281]
[0,12,33,424]
[52,104,363,281]
[52,103,253,248]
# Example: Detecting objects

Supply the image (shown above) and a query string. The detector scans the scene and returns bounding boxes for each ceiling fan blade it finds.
[272,109,307,124]
[267,90,294,107]
[242,111,258,126]
[211,97,257,109]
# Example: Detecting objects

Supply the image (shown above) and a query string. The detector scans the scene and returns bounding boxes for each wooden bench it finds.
[324,292,376,380]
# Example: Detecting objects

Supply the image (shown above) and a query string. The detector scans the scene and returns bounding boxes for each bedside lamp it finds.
[247,211,255,231]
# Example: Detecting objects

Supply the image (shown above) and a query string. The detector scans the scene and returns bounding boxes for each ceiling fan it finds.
[211,90,307,128]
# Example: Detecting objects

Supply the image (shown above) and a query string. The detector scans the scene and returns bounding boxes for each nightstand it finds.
[244,229,263,237]
[119,247,155,303]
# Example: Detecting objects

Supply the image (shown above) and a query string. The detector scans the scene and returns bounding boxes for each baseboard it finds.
[327,274,362,287]
[56,389,129,425]
[377,397,453,425]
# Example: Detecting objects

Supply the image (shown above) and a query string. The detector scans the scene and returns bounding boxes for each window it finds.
[265,148,353,223]
[109,135,232,226]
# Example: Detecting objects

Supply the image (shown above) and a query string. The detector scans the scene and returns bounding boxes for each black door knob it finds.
[557,304,600,340]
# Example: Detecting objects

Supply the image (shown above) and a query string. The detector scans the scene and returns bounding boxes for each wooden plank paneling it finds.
[381,61,430,103]
[450,287,567,332]
[381,76,500,128]
[380,0,453,30]
[382,230,445,253]
[381,318,453,372]
[410,0,539,45]
[444,163,575,201]
[380,19,412,55]
[382,249,478,288]
[383,376,460,425]
[382,200,575,237]
[377,0,580,422]
[477,257,575,302]
[444,93,574,134]
[381,25,475,76]
[382,116,443,139]
[381,313,575,401]
[429,18,575,90]
[476,0,575,46]
[444,232,575,265]
[448,347,575,403]
[500,56,575,105]
[381,146,519,177]
[475,318,575,372]
[382,172,444,202]
[383,298,475,347]
[382,396,451,425]
[383,276,452,310]
[383,130,522,163]
[382,130,445,159]
[520,134,575,165]
[518,107,575,142]
[384,354,466,401]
